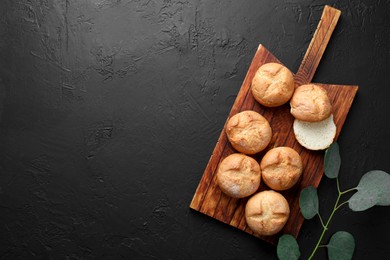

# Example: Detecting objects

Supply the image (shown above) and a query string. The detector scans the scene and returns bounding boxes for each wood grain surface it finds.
[295,6,341,86]
[190,6,358,245]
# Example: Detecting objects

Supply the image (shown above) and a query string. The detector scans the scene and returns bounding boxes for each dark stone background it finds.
[1,0,389,259]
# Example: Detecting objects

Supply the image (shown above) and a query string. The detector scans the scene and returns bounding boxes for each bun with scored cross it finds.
[245,190,290,236]
[217,153,261,198]
[226,110,272,155]
[290,84,332,122]
[251,62,295,107]
[260,147,303,190]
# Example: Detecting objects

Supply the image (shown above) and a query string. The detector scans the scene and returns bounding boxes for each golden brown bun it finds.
[251,63,295,107]
[260,147,303,190]
[226,111,272,154]
[245,190,290,236]
[216,153,261,198]
[290,84,332,122]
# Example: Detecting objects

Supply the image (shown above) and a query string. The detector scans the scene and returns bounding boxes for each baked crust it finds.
[251,63,295,107]
[216,153,261,198]
[245,190,290,236]
[260,147,303,190]
[226,110,272,154]
[290,84,332,122]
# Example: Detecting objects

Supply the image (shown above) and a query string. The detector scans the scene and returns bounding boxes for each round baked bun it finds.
[260,147,303,190]
[226,111,272,154]
[216,153,261,198]
[293,114,336,150]
[290,84,332,122]
[245,190,290,236]
[251,63,295,107]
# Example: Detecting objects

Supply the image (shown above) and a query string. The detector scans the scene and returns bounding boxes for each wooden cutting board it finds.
[190,6,358,245]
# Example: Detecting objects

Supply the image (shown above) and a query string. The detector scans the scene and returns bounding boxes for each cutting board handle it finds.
[294,5,341,86]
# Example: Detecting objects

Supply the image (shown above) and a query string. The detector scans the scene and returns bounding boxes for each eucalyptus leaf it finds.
[376,190,390,206]
[348,170,390,211]
[324,142,341,179]
[327,231,355,260]
[277,234,300,260]
[299,186,319,219]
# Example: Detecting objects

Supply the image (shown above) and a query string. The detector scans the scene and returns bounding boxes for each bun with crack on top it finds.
[260,147,303,191]
[251,62,295,107]
[216,153,261,198]
[226,110,272,155]
[245,190,290,236]
[290,84,332,122]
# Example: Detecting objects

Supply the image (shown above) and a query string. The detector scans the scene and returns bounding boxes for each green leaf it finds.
[324,142,341,179]
[277,234,300,260]
[327,231,355,260]
[348,170,390,211]
[376,189,390,206]
[299,186,319,219]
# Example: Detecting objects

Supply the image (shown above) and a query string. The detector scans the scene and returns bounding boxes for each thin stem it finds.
[317,213,326,229]
[308,192,340,259]
[336,177,341,193]
[340,187,357,195]
[335,200,349,211]
[308,177,345,260]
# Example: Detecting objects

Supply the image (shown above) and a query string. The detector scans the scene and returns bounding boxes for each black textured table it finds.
[1,1,389,259]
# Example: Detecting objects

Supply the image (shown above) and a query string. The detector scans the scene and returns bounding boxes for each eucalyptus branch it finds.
[277,142,390,260]
[308,177,347,259]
